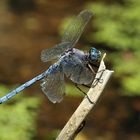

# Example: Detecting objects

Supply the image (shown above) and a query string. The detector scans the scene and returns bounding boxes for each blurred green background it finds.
[0,0,140,140]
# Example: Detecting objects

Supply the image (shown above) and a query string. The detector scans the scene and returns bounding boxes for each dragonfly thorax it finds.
[88,47,101,63]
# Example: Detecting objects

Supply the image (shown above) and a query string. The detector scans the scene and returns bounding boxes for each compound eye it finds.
[89,48,101,62]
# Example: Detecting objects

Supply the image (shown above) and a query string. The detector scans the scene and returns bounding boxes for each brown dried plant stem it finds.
[56,54,114,140]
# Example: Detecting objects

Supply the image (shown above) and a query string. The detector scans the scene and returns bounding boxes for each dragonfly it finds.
[0,10,101,104]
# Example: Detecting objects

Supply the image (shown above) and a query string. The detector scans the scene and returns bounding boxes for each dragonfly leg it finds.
[88,64,96,74]
[90,69,106,89]
[88,63,106,84]
[87,63,106,89]
[94,69,106,83]
[75,84,95,104]
[82,84,90,88]
[88,63,106,76]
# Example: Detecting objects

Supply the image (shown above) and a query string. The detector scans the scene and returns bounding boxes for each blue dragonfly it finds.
[0,10,101,104]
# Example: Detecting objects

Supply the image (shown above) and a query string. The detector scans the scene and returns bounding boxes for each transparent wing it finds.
[62,10,93,46]
[41,42,71,62]
[62,55,94,85]
[40,65,65,103]
[41,10,93,62]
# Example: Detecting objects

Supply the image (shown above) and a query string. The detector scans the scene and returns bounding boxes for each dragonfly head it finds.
[89,47,101,63]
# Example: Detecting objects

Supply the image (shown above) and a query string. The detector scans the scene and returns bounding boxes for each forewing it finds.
[62,55,94,85]
[62,10,93,47]
[41,10,93,62]
[41,42,71,62]
[40,67,65,103]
